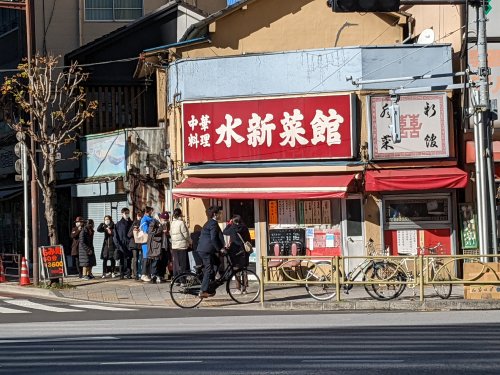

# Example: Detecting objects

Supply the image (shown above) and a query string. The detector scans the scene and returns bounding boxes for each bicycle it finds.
[304,240,402,301]
[391,243,453,299]
[169,250,261,308]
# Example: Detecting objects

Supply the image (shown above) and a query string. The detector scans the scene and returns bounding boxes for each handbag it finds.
[133,229,148,244]
[237,233,254,254]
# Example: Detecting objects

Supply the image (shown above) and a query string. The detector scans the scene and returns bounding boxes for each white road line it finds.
[302,359,405,363]
[100,361,202,365]
[0,296,13,300]
[70,304,136,311]
[0,336,118,344]
[4,299,82,313]
[0,306,30,314]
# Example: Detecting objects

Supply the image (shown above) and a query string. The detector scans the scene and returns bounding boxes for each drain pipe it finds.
[401,15,415,44]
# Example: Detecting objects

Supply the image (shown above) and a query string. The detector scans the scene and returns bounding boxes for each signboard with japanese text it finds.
[183,94,355,163]
[368,93,449,160]
[459,203,478,250]
[39,245,67,280]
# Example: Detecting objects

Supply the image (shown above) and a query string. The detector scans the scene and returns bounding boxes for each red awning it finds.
[173,175,355,199]
[365,167,468,192]
[465,141,500,163]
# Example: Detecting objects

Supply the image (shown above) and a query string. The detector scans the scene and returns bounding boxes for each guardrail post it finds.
[260,256,265,305]
[335,256,340,302]
[419,254,424,302]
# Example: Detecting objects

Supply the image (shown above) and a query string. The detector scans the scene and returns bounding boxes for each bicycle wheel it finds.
[431,266,452,299]
[367,261,405,301]
[304,261,341,301]
[170,272,203,308]
[227,269,260,304]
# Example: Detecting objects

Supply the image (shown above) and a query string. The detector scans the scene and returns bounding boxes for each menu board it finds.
[396,230,418,255]
[39,245,67,280]
[268,200,278,225]
[268,228,306,255]
[459,203,478,249]
[277,200,296,224]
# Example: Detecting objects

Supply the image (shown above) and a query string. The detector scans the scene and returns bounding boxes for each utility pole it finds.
[0,0,39,284]
[473,1,496,257]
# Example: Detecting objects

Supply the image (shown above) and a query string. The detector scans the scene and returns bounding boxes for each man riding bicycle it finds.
[196,206,225,299]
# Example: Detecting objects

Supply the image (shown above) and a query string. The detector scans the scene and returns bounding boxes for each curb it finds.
[262,299,500,311]
[0,284,58,298]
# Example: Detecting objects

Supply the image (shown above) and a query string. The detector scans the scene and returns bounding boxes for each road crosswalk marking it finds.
[0,298,138,314]
[0,306,30,314]
[4,299,82,313]
[70,304,136,311]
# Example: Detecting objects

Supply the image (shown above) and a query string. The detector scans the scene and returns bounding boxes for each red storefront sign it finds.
[183,94,355,163]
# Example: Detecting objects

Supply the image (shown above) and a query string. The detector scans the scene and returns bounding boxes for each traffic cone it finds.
[19,257,31,286]
[0,257,6,283]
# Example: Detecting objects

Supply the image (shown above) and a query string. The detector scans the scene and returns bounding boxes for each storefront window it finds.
[268,199,342,256]
[346,199,362,237]
[385,197,450,224]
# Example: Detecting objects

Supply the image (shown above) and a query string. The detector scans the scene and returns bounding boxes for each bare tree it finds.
[1,55,97,245]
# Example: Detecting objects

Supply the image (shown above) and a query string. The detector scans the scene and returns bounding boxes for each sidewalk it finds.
[2,276,500,311]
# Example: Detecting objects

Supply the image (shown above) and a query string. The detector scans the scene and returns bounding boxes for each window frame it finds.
[84,0,144,22]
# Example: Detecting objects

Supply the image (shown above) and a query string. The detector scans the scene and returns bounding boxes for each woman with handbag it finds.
[223,214,252,269]
[170,208,191,279]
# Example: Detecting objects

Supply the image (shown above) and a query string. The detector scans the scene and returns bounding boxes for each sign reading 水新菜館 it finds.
[368,93,449,160]
[182,94,355,163]
[39,245,67,280]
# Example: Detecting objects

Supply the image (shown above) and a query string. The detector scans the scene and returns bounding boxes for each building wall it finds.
[177,0,405,58]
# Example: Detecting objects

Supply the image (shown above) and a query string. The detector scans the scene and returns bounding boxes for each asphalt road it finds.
[1,293,500,374]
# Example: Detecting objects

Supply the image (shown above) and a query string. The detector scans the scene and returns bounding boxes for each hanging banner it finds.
[459,203,479,249]
[183,94,355,163]
[368,93,449,160]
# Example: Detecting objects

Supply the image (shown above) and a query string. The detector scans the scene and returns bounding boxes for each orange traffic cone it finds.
[19,257,31,286]
[0,257,6,283]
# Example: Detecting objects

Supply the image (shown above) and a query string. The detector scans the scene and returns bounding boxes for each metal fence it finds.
[259,254,500,303]
[0,253,21,281]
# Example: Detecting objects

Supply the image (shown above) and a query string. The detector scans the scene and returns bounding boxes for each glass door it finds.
[342,197,365,275]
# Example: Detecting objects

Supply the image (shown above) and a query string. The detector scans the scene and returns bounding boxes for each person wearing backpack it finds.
[223,214,251,270]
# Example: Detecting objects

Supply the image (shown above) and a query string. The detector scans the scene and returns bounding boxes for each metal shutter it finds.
[81,194,128,274]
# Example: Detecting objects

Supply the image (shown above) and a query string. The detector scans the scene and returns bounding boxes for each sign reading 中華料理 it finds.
[39,245,67,280]
[369,93,449,160]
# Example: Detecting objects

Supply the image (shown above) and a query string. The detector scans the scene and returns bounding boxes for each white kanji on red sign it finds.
[188,115,199,131]
[247,113,276,147]
[310,109,344,145]
[200,133,211,148]
[200,115,211,131]
[215,114,245,148]
[279,109,308,147]
[188,133,199,148]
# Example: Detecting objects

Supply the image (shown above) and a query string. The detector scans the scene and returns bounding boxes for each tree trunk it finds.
[44,185,58,246]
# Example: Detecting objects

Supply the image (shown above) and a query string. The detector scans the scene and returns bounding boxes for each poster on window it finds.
[459,203,478,249]
[368,93,449,160]
[396,230,418,255]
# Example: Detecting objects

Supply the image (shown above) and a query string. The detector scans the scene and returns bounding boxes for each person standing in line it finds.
[114,208,133,279]
[197,206,225,299]
[128,210,143,280]
[87,219,96,278]
[71,217,85,279]
[139,206,154,282]
[146,213,163,283]
[97,215,116,278]
[170,208,191,279]
[79,219,95,280]
[158,212,171,282]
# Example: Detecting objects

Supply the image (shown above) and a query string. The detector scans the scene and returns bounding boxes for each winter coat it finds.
[127,219,141,250]
[146,219,163,259]
[79,225,95,267]
[223,223,251,267]
[140,215,154,258]
[113,217,132,257]
[197,218,225,255]
[170,218,190,250]
[97,221,115,260]
[70,226,83,256]
[160,222,170,251]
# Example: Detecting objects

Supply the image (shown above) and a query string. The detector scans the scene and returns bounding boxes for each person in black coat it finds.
[70,216,85,278]
[114,208,133,279]
[223,214,251,269]
[79,219,95,280]
[127,210,143,279]
[197,206,225,298]
[97,215,116,278]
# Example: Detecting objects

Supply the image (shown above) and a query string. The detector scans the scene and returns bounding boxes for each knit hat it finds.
[159,211,170,220]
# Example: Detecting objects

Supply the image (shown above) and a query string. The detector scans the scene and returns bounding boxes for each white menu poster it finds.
[321,200,332,224]
[396,230,418,255]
